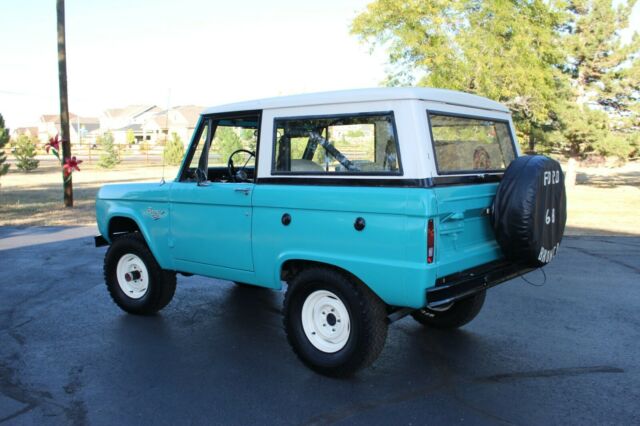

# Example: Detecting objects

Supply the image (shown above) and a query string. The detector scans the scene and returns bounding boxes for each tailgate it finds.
[433,183,503,278]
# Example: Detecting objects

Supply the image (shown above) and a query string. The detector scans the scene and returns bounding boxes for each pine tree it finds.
[163,133,185,166]
[13,134,40,172]
[0,114,10,179]
[556,0,640,157]
[97,132,120,168]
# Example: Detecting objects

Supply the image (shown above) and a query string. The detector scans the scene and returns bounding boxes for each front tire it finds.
[283,267,388,376]
[104,233,176,315]
[411,291,486,329]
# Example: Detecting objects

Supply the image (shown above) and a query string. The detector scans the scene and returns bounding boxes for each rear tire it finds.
[283,267,388,377]
[104,233,176,315]
[411,291,486,329]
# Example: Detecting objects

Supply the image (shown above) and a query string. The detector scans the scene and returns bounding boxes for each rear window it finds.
[427,112,516,174]
[272,112,401,175]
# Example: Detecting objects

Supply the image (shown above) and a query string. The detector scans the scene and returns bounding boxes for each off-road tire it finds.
[283,267,388,377]
[411,291,486,329]
[104,233,176,315]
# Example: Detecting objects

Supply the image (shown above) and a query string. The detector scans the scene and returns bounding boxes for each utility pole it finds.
[57,0,73,207]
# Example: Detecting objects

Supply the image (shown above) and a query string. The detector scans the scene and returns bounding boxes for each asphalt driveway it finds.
[1,227,639,425]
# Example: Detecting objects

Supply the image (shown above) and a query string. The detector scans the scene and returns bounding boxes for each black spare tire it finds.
[492,155,566,267]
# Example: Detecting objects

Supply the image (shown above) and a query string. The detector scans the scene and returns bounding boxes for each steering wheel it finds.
[227,149,255,182]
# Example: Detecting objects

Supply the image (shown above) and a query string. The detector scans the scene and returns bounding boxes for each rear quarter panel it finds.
[252,185,437,308]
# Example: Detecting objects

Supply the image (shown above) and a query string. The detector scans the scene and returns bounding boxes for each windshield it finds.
[428,112,516,174]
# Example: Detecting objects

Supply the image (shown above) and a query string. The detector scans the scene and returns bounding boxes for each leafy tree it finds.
[13,134,40,172]
[98,132,120,168]
[239,128,258,152]
[212,126,243,165]
[352,0,563,151]
[351,0,640,158]
[126,129,136,146]
[163,132,185,166]
[0,114,10,178]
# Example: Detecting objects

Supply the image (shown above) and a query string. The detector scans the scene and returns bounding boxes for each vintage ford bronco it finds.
[96,88,566,376]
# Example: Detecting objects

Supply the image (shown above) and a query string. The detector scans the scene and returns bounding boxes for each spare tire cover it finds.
[491,155,566,267]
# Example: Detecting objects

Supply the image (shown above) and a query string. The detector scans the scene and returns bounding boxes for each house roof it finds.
[12,127,38,135]
[145,115,168,129]
[115,123,143,132]
[145,105,203,129]
[202,87,510,115]
[174,105,202,127]
[40,114,99,124]
[103,105,158,120]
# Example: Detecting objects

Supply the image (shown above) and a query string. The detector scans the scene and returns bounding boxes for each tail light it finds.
[427,219,435,263]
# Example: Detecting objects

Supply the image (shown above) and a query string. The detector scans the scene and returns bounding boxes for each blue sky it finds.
[1,0,638,128]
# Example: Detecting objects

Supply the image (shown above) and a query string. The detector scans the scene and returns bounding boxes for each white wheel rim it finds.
[116,253,149,300]
[301,290,351,353]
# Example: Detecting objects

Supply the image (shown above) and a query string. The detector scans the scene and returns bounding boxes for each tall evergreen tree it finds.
[0,114,10,178]
[351,0,640,158]
[555,0,640,157]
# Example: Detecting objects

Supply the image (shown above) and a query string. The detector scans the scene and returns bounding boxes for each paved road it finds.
[1,227,639,425]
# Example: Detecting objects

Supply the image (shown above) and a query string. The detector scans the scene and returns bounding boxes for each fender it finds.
[272,250,434,308]
[97,199,175,271]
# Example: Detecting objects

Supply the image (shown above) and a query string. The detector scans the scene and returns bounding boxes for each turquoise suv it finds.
[95,88,566,376]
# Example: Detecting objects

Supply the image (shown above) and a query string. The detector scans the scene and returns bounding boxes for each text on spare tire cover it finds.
[539,169,561,263]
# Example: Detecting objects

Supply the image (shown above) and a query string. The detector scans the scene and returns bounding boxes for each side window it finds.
[180,112,260,182]
[428,113,516,174]
[208,121,258,167]
[272,113,401,174]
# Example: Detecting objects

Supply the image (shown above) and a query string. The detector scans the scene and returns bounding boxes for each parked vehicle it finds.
[95,88,566,376]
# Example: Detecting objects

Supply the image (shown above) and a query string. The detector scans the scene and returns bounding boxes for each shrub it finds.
[0,114,10,179]
[126,129,136,146]
[98,132,120,168]
[163,133,185,166]
[13,135,39,172]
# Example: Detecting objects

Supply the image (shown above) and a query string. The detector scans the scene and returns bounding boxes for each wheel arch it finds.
[278,257,383,303]
[108,216,142,239]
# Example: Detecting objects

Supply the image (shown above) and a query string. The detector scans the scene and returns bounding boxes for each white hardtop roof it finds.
[202,87,510,115]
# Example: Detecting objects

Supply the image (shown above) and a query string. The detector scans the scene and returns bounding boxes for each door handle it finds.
[234,188,251,195]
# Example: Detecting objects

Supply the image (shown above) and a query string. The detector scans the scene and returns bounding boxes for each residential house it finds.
[10,127,39,141]
[100,105,160,144]
[37,114,100,146]
[142,105,202,147]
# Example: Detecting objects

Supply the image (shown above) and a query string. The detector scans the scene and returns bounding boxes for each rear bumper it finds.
[426,260,533,308]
